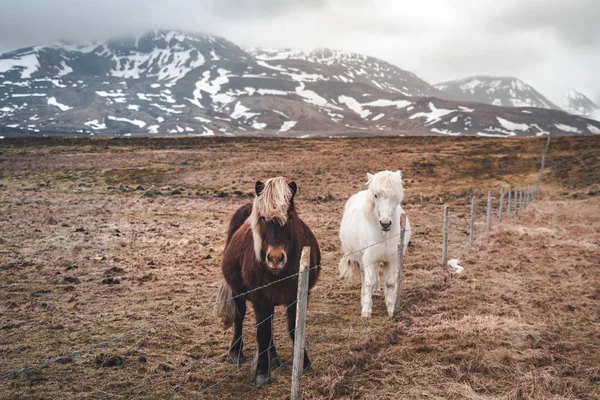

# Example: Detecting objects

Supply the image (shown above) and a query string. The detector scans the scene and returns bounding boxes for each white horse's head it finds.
[366,170,404,232]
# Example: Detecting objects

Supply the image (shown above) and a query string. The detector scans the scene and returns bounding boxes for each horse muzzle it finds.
[266,252,287,273]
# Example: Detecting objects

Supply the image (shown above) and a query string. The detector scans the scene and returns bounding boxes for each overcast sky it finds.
[1,0,598,104]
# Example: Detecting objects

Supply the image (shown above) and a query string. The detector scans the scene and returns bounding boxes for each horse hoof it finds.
[229,353,245,365]
[270,356,282,368]
[255,374,271,386]
[361,311,371,318]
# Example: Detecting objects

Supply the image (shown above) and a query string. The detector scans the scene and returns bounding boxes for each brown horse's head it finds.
[249,177,297,274]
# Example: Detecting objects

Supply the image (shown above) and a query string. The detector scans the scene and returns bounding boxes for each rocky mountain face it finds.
[1,30,599,138]
[434,76,560,110]
[563,89,599,118]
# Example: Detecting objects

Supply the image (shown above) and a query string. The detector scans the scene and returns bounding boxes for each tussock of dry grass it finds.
[0,136,599,399]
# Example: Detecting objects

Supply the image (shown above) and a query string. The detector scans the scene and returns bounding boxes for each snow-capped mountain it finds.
[563,89,599,118]
[434,76,559,110]
[1,30,599,138]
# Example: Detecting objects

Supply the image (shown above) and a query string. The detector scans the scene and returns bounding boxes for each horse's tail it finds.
[214,280,235,330]
[338,255,357,280]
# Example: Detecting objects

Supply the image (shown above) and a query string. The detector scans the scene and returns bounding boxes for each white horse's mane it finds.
[249,177,293,261]
[367,170,404,203]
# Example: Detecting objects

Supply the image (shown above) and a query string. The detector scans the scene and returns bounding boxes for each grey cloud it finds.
[487,0,600,47]
[0,0,598,104]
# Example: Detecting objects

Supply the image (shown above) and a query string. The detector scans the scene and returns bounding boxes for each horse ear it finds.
[255,181,265,196]
[366,173,374,184]
[288,181,297,198]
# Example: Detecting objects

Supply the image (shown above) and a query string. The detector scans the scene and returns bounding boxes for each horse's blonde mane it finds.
[250,177,293,260]
[367,170,404,202]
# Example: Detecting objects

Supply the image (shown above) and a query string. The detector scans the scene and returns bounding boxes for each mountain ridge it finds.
[1,30,599,138]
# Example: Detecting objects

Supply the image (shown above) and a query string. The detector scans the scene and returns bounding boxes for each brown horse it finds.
[214,177,321,385]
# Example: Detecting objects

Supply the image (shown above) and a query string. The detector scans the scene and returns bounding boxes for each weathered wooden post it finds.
[34,176,39,192]
[291,246,311,400]
[469,196,476,246]
[394,215,407,315]
[485,190,492,233]
[536,135,551,198]
[506,186,512,218]
[498,186,505,222]
[442,206,449,266]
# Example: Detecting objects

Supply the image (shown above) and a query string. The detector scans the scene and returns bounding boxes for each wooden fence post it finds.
[536,135,551,198]
[394,217,406,315]
[35,176,39,192]
[291,247,311,400]
[507,186,512,218]
[442,206,449,266]
[469,196,476,246]
[485,190,492,233]
[498,186,505,222]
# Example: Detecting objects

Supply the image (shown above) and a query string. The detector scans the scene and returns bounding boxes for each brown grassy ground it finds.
[0,136,599,400]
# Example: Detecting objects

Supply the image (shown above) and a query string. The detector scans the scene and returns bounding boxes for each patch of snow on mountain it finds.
[127,104,140,111]
[338,95,371,118]
[107,116,146,128]
[147,125,159,134]
[372,113,385,121]
[279,121,297,132]
[458,106,474,112]
[256,61,287,72]
[296,83,328,107]
[431,128,462,136]
[257,89,289,95]
[47,96,72,111]
[497,117,529,131]
[0,53,40,79]
[363,99,412,109]
[555,124,580,133]
[252,121,267,130]
[231,102,259,120]
[409,102,455,125]
[587,124,600,134]
[84,119,107,130]
[12,93,46,97]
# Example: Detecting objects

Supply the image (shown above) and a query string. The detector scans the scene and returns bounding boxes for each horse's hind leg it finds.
[229,297,246,364]
[286,301,311,371]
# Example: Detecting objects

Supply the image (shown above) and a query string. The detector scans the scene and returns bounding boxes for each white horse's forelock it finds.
[249,177,293,261]
[367,170,404,202]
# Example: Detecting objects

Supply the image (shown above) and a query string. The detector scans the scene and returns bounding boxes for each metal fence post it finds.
[507,186,512,218]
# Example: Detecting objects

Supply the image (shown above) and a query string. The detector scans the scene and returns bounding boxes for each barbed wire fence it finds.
[1,136,552,399]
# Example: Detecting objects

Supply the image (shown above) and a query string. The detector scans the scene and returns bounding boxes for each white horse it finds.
[338,170,411,317]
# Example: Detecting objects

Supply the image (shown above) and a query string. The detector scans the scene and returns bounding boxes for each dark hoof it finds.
[228,353,246,365]
[254,373,271,386]
[270,356,282,368]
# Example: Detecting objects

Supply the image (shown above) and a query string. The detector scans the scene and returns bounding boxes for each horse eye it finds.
[374,194,378,199]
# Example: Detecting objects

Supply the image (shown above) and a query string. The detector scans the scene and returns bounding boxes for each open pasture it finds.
[1,136,599,399]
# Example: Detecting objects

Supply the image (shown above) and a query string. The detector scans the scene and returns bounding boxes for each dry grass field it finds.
[0,136,599,399]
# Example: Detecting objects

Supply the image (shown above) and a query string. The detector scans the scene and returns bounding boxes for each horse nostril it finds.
[278,254,285,264]
[381,221,391,228]
[267,253,273,263]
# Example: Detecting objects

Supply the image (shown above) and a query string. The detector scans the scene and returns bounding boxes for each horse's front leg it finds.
[253,302,274,386]
[286,301,311,371]
[229,297,246,364]
[382,259,398,317]
[361,257,378,317]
